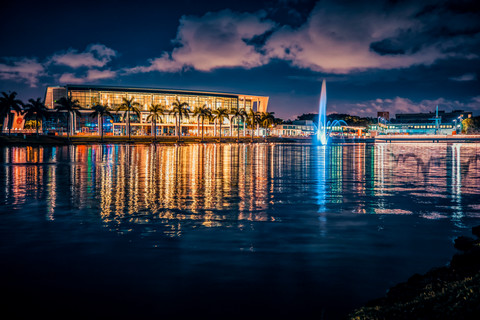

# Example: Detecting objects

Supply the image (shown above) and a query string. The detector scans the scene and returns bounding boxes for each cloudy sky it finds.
[1,0,479,120]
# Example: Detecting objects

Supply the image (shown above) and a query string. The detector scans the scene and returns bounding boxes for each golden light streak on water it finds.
[2,143,480,237]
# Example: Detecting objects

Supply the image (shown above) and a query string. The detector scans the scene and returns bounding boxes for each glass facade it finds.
[43,85,268,136]
[68,87,241,112]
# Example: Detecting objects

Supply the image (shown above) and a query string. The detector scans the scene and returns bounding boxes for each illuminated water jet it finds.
[316,79,347,145]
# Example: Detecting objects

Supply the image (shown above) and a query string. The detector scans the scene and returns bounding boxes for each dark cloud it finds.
[1,0,479,118]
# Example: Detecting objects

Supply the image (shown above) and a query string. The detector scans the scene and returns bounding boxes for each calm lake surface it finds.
[1,143,480,318]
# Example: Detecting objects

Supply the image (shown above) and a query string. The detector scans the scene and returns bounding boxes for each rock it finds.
[472,225,480,238]
[348,226,480,320]
[454,236,476,251]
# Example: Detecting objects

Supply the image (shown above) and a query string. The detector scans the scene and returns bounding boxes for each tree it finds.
[116,97,141,140]
[295,112,374,127]
[169,98,190,141]
[462,116,480,134]
[147,104,165,141]
[23,98,49,137]
[297,113,318,123]
[55,96,82,138]
[241,109,248,137]
[231,108,246,142]
[193,104,212,141]
[259,111,276,140]
[0,91,24,135]
[89,104,113,141]
[327,113,374,126]
[212,107,229,141]
[247,109,260,142]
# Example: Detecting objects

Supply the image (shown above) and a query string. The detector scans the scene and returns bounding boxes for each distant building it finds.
[369,122,455,135]
[394,110,471,123]
[272,120,317,136]
[272,120,356,137]
[368,109,472,135]
[377,111,389,121]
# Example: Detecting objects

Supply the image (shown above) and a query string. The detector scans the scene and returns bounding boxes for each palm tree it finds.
[247,109,260,142]
[55,96,82,138]
[169,98,190,141]
[89,104,113,141]
[147,104,165,141]
[273,117,283,134]
[259,112,276,141]
[193,104,212,141]
[116,97,141,140]
[0,91,24,135]
[231,108,246,142]
[240,109,247,137]
[212,107,229,141]
[23,98,49,137]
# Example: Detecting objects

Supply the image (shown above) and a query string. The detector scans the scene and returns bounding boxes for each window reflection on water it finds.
[1,143,479,236]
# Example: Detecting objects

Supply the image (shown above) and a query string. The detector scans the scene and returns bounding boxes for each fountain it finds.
[316,79,347,145]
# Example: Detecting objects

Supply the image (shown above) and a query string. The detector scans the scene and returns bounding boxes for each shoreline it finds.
[0,135,311,146]
[2,135,480,146]
[349,225,480,320]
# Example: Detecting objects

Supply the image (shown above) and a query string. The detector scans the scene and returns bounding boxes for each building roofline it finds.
[64,84,268,99]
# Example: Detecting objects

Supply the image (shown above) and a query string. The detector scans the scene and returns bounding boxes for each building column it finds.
[3,113,9,133]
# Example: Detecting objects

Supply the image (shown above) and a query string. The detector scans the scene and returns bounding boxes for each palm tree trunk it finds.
[100,115,104,142]
[201,117,204,141]
[67,112,70,139]
[175,116,178,138]
[178,115,182,140]
[197,116,200,137]
[7,112,11,135]
[219,123,222,141]
[127,110,131,140]
[251,120,255,142]
[237,117,240,142]
[154,119,157,141]
[36,115,39,137]
[72,112,76,136]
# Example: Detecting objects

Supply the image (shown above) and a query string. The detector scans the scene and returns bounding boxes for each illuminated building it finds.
[43,85,269,136]
[394,109,471,123]
[368,108,474,135]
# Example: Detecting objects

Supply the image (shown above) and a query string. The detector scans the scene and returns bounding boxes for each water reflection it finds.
[1,143,479,237]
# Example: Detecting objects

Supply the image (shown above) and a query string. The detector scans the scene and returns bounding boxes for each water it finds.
[1,143,479,319]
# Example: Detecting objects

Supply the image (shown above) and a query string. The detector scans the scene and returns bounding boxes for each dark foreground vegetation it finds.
[349,226,480,320]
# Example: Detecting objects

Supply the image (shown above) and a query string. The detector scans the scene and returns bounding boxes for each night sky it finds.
[1,0,479,120]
